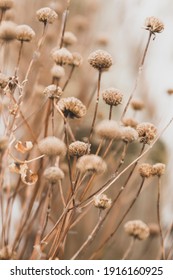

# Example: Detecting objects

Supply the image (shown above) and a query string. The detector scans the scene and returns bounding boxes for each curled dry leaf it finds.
[15,141,33,154]
[9,162,38,185]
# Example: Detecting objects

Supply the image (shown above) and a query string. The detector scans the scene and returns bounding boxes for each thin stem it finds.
[109,105,113,120]
[89,70,102,141]
[122,237,135,260]
[59,1,71,48]
[121,31,152,120]
[62,65,75,91]
[157,176,165,260]
[15,41,23,76]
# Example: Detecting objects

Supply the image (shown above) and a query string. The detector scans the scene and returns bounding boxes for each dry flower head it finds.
[44,166,64,184]
[44,84,63,99]
[0,0,13,11]
[76,154,107,174]
[69,141,90,157]
[145,16,164,34]
[122,118,138,128]
[152,163,165,177]
[36,7,58,24]
[88,49,113,71]
[131,99,145,111]
[138,163,153,178]
[52,47,73,65]
[16,24,35,42]
[95,120,122,140]
[124,220,150,240]
[63,31,77,46]
[58,97,86,119]
[136,122,157,144]
[94,194,112,210]
[102,87,123,106]
[120,126,138,143]
[51,65,65,79]
[38,136,66,157]
[0,21,16,41]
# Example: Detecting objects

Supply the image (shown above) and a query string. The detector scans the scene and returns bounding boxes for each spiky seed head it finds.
[43,84,63,99]
[38,136,66,157]
[120,126,138,143]
[51,65,65,79]
[124,220,150,240]
[131,99,145,111]
[138,163,153,178]
[51,47,73,65]
[102,87,123,106]
[58,97,86,119]
[63,31,77,46]
[94,194,112,210]
[76,154,107,174]
[0,21,16,41]
[122,118,138,128]
[145,16,164,34]
[0,0,14,11]
[36,7,58,24]
[44,166,64,184]
[69,141,90,157]
[152,163,165,177]
[88,49,113,71]
[95,120,122,140]
[136,122,157,144]
[16,24,35,42]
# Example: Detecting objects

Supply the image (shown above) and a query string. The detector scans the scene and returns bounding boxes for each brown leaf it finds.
[21,169,38,185]
[15,141,33,154]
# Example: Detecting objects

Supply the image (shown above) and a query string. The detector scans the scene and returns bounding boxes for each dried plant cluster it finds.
[0,0,172,260]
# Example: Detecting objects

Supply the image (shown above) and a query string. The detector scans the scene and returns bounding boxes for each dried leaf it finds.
[15,141,33,154]
[21,170,38,185]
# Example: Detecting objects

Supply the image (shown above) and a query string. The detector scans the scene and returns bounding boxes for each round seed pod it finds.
[51,65,65,79]
[76,154,107,174]
[94,194,112,210]
[145,16,164,33]
[0,0,14,11]
[136,122,157,144]
[16,24,35,42]
[95,120,122,140]
[102,88,123,106]
[36,7,58,24]
[68,141,90,157]
[0,21,16,42]
[44,166,64,184]
[43,84,62,99]
[63,31,77,46]
[88,49,113,71]
[51,47,73,65]
[124,220,150,240]
[58,97,86,119]
[38,136,66,157]
[151,163,165,177]
[138,163,153,178]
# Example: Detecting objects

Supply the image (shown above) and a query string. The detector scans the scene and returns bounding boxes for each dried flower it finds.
[36,7,58,24]
[71,52,83,67]
[44,166,64,184]
[96,34,109,46]
[76,154,107,174]
[0,72,9,88]
[95,120,122,140]
[16,24,35,42]
[69,141,90,157]
[102,88,123,106]
[63,31,77,46]
[167,89,173,95]
[138,163,153,178]
[0,0,13,11]
[38,136,66,157]
[51,47,73,65]
[136,122,157,144]
[88,49,113,71]
[51,65,65,79]
[120,126,138,143]
[122,118,138,128]
[94,194,112,210]
[58,97,86,119]
[15,141,33,154]
[131,99,145,111]
[0,135,8,152]
[124,220,150,240]
[145,16,164,34]
[0,21,16,42]
[72,15,89,32]
[43,84,63,99]
[152,163,165,177]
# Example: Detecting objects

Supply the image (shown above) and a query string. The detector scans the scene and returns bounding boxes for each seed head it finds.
[0,72,9,88]
[72,15,89,32]
[16,24,35,42]
[51,47,73,65]
[0,21,16,42]
[122,118,138,128]
[51,65,65,79]
[76,154,107,174]
[44,166,64,184]
[102,88,123,106]
[0,0,14,11]
[120,126,138,143]
[124,220,150,240]
[69,141,90,157]
[145,16,164,34]
[43,84,62,99]
[138,163,153,178]
[131,99,145,111]
[152,163,165,177]
[136,122,157,144]
[38,136,66,157]
[88,49,113,71]
[36,7,58,24]
[71,52,83,67]
[95,120,122,140]
[96,34,109,46]
[167,89,173,95]
[94,194,112,210]
[58,97,86,119]
[63,31,77,46]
